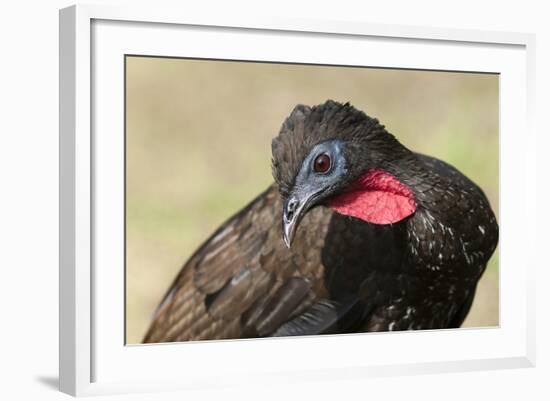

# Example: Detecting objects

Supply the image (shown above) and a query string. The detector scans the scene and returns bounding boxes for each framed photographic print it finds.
[59,4,536,397]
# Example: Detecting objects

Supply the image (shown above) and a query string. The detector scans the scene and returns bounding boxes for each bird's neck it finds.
[326,169,417,224]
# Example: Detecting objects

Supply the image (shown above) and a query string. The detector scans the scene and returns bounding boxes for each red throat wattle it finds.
[327,169,417,224]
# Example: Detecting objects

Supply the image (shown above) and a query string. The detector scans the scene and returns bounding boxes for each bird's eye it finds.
[313,153,331,174]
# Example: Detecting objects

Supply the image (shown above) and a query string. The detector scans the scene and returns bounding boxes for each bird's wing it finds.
[143,184,333,343]
[270,296,362,336]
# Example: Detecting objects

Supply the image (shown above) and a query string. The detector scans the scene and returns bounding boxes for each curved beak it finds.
[282,191,316,248]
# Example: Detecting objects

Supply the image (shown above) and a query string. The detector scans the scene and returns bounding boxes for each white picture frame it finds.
[59,4,536,397]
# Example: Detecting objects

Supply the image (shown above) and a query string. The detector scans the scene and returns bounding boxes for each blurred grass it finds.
[125,56,499,344]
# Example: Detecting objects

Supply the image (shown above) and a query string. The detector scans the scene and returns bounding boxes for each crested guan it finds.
[143,100,498,342]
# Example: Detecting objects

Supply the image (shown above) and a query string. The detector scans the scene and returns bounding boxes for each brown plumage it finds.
[143,100,498,343]
[143,186,330,342]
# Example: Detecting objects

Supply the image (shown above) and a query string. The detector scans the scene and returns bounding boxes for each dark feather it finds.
[143,100,499,343]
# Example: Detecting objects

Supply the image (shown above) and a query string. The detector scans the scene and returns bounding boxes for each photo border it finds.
[59,4,536,396]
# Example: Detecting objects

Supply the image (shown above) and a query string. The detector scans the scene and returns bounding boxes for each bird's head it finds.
[272,100,418,247]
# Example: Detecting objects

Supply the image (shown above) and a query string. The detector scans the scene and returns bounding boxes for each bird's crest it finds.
[271,100,383,197]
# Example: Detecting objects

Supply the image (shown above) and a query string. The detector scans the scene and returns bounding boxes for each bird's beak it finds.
[282,191,316,248]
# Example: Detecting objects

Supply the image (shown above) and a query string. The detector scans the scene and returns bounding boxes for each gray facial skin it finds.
[282,140,348,247]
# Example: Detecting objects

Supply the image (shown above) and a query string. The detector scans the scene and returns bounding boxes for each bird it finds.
[143,100,498,343]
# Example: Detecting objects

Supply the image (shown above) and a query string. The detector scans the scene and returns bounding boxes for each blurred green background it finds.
[125,56,499,344]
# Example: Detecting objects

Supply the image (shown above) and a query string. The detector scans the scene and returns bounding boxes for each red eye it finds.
[313,153,331,173]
